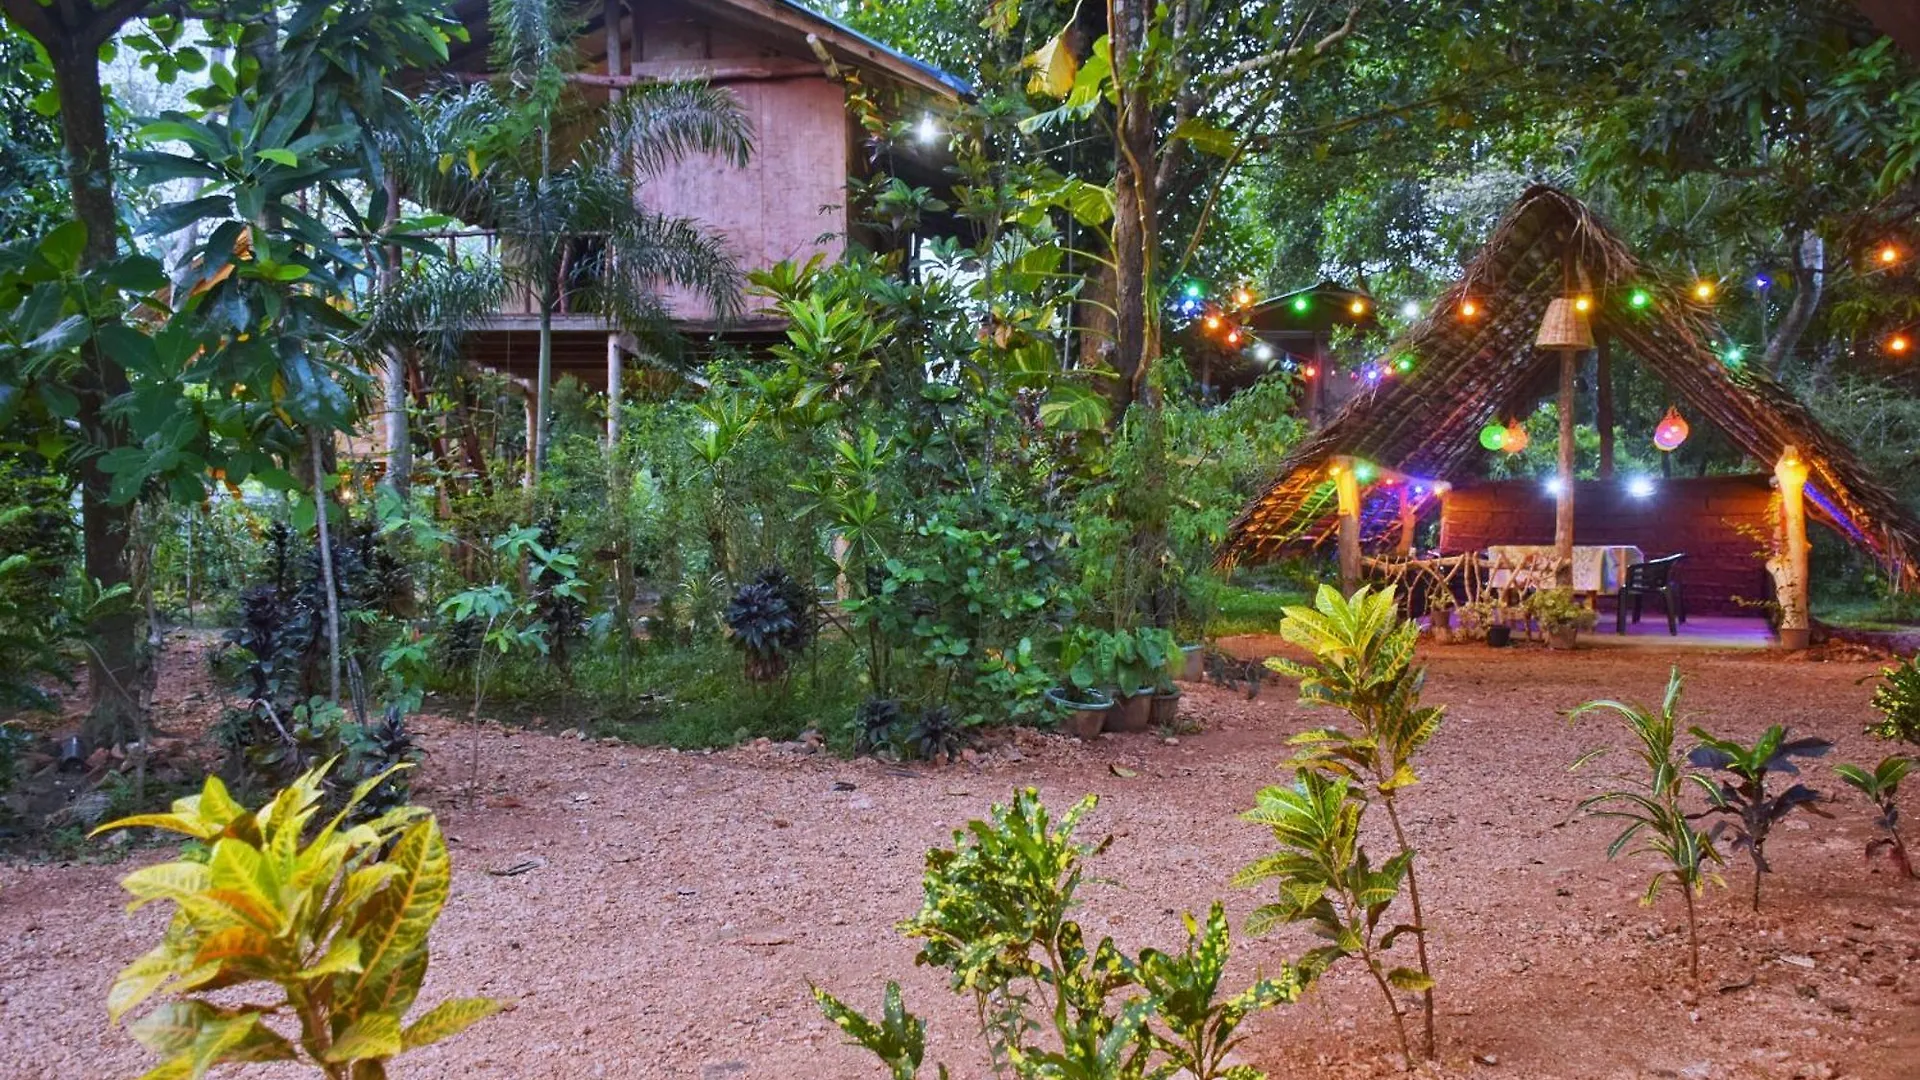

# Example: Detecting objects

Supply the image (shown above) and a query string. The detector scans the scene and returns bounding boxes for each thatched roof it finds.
[1222,185,1920,587]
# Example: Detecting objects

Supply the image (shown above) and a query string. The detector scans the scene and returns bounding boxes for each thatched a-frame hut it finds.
[1222,185,1920,607]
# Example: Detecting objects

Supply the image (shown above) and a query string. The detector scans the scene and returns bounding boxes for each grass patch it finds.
[1208,584,1308,637]
[585,639,862,750]
[1814,595,1920,632]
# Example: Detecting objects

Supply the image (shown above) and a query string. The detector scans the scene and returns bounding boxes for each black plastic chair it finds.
[1615,554,1687,635]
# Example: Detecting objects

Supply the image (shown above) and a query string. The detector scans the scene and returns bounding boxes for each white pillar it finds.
[606,334,623,450]
[1773,446,1811,649]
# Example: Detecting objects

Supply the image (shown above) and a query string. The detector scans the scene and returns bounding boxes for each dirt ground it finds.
[3,637,1917,1080]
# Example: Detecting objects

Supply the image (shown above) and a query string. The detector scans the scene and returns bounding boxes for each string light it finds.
[1693,280,1716,301]
[1400,300,1421,319]
[1291,295,1310,314]
[1754,273,1771,289]
[1573,296,1592,313]
[1353,461,1377,483]
[1890,333,1911,355]
[1478,421,1508,451]
[1204,314,1222,331]
[1628,289,1651,309]
[1394,355,1414,374]
[1880,243,1900,265]
[1723,344,1745,366]
[1225,329,1242,346]
[1233,285,1255,307]
[1302,364,1318,378]
[1182,281,1205,300]
[1349,298,1368,316]
[1460,299,1480,319]
[1253,342,1275,362]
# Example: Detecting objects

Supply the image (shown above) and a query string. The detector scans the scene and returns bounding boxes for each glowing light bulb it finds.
[1253,342,1275,362]
[917,114,941,143]
[1890,333,1911,354]
[1754,274,1771,289]
[1460,300,1479,319]
[1401,300,1421,319]
[1627,476,1655,498]
[1182,281,1204,300]
[1628,289,1651,309]
[1354,461,1377,482]
[1881,244,1900,265]
[1204,314,1221,330]
[1573,296,1592,313]
[1291,295,1310,314]
[1395,356,1413,373]
[1723,344,1745,365]
[1233,286,1254,307]
[1302,364,1318,378]
[1225,329,1242,346]
[1693,281,1716,301]
[1349,298,1368,316]
[1543,477,1566,497]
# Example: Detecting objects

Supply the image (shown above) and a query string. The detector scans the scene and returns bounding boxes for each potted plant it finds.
[1047,628,1117,739]
[1109,627,1178,733]
[1528,588,1597,649]
[1426,581,1456,645]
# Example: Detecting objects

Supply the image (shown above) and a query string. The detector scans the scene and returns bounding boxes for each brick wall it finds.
[1437,475,1777,614]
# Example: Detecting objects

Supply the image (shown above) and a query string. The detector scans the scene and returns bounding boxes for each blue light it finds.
[1754,274,1771,289]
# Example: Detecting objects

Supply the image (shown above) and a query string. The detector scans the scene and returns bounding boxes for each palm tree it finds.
[396,0,753,481]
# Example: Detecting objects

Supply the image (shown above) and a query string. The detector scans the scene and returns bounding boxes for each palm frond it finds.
[614,81,755,178]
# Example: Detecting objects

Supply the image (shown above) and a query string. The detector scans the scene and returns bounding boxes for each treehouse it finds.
[1222,186,1920,646]
[424,0,967,417]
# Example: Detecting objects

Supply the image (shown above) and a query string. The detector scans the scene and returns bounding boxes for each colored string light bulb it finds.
[1573,296,1592,313]
[1394,356,1413,373]
[1890,333,1911,355]
[1460,299,1479,319]
[1225,329,1242,346]
[1880,244,1900,265]
[1183,280,1204,300]
[1628,289,1651,309]
[1349,298,1368,315]
[1723,344,1745,365]
[1204,314,1221,330]
[1233,286,1255,307]
[1693,281,1716,301]
[1291,295,1310,314]
[1302,364,1318,378]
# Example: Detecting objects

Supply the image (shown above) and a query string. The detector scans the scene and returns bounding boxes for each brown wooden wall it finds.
[1437,475,1777,614]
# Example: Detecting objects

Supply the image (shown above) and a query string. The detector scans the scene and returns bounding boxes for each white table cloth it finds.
[1483,545,1644,594]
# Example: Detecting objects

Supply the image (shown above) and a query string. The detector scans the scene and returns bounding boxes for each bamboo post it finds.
[1555,349,1576,587]
[1395,484,1416,557]
[1773,446,1812,650]
[1334,456,1362,593]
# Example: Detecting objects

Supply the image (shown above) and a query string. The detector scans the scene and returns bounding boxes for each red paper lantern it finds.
[1653,406,1690,452]
[1501,421,1529,454]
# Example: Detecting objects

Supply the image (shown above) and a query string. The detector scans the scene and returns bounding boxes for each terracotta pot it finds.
[1777,627,1811,651]
[1180,645,1204,682]
[1547,627,1579,650]
[1047,688,1112,739]
[1149,689,1182,727]
[1106,689,1155,733]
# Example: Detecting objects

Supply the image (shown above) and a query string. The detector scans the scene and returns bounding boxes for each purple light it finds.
[1804,484,1867,545]
[1754,274,1771,289]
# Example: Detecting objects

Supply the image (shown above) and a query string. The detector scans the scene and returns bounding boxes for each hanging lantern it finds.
[1535,297,1595,349]
[1653,406,1690,452]
[1478,421,1508,451]
[1501,420,1530,454]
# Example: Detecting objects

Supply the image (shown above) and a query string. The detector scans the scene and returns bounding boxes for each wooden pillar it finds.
[1333,456,1362,593]
[1596,328,1615,480]
[1773,446,1812,649]
[1395,485,1416,556]
[1554,349,1576,587]
[523,391,537,490]
[605,0,623,101]
[606,334,623,450]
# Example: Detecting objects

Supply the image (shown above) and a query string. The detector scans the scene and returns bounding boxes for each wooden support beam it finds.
[1554,349,1576,587]
[1395,485,1416,557]
[1773,446,1812,649]
[450,58,822,89]
[1333,456,1362,593]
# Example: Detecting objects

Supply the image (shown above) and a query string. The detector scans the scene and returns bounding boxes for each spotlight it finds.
[1627,476,1655,498]
[917,114,941,144]
[1543,477,1566,497]
[1400,300,1422,319]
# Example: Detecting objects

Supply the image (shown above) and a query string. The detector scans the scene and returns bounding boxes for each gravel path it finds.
[3,641,1916,1079]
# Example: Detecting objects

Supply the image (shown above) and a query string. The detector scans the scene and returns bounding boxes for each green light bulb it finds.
[1291,295,1310,313]
[1395,356,1413,373]
[1629,290,1651,309]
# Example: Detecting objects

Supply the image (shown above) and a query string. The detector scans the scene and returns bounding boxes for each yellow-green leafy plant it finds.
[93,763,498,1079]
[1262,584,1441,1061]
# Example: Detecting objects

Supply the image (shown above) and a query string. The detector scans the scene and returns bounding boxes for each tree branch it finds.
[1209,1,1358,86]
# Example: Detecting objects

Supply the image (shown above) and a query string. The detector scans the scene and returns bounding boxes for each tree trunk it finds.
[1107,0,1160,414]
[38,21,139,746]
[1764,232,1823,376]
[308,426,343,703]
[381,177,410,493]
[532,292,553,482]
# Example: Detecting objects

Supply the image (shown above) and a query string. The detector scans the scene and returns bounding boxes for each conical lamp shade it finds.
[1536,297,1594,349]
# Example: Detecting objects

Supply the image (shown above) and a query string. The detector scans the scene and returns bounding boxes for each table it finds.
[1483,544,1644,601]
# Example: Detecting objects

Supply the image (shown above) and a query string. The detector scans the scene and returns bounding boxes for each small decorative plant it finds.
[92,763,497,1078]
[812,789,1311,1080]
[853,697,905,756]
[724,565,817,682]
[1527,588,1596,645]
[1833,756,1915,879]
[1571,668,1724,981]
[1238,770,1426,1069]
[1687,725,1832,911]
[1261,584,1441,1062]
[1868,653,1920,749]
[906,705,965,762]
